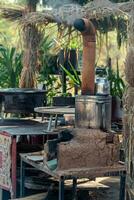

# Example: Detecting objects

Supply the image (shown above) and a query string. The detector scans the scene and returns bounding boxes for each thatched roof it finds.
[0,7,23,21]
[0,0,134,27]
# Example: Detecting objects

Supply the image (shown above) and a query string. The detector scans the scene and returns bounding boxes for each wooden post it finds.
[11,136,17,199]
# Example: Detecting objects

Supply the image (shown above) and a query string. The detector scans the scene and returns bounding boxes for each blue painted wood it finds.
[20,159,25,197]
[72,178,77,200]
[59,177,64,200]
[119,172,126,200]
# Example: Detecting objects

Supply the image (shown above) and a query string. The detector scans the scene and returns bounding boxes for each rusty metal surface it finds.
[74,18,96,95]
[0,119,47,136]
[75,95,111,130]
[0,88,46,114]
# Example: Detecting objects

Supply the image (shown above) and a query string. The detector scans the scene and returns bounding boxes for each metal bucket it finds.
[75,95,112,131]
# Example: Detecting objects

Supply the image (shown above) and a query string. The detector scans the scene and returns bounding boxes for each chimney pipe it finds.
[74,18,96,95]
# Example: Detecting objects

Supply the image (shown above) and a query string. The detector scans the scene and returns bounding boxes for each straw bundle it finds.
[123,86,134,114]
[22,24,42,49]
[19,1,134,26]
[123,114,130,138]
[125,47,134,87]
[0,7,23,21]
[19,67,37,88]
[20,12,55,26]
[128,13,134,46]
[0,1,134,27]
[19,24,43,88]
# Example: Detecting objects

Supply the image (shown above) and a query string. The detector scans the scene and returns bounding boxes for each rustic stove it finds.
[55,18,120,171]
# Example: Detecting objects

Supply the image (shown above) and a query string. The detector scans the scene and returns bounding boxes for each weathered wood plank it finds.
[10,192,47,200]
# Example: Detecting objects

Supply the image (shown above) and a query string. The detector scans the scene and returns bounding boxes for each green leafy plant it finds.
[38,35,58,79]
[107,61,125,99]
[38,36,61,105]
[60,62,81,88]
[0,44,22,88]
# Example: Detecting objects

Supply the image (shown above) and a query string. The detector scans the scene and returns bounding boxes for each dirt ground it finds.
[24,173,121,200]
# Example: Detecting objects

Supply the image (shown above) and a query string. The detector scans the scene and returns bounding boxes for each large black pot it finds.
[111,96,123,121]
[0,88,46,114]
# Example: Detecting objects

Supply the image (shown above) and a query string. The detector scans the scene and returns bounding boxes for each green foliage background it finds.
[0,0,128,89]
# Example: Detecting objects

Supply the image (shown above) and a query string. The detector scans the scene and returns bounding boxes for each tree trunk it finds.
[27,0,38,12]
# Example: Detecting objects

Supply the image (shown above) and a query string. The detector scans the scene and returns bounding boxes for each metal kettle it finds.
[95,77,110,96]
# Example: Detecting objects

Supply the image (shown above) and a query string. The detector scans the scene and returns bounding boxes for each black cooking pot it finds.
[0,88,46,114]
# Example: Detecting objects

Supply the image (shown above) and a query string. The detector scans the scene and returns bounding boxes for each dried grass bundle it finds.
[19,25,43,88]
[128,13,134,45]
[0,8,23,21]
[20,2,116,26]
[125,47,134,87]
[0,1,134,26]
[20,12,55,26]
[22,24,42,49]
[123,114,130,137]
[19,67,37,88]
[123,86,134,114]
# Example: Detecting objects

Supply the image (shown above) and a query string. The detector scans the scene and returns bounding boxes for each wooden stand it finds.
[20,153,126,200]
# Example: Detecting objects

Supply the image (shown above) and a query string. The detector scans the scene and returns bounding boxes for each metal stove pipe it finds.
[74,18,96,95]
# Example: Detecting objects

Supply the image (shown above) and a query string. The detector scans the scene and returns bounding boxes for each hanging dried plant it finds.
[125,47,134,87]
[19,24,43,88]
[19,67,37,88]
[123,85,134,114]
[0,7,23,21]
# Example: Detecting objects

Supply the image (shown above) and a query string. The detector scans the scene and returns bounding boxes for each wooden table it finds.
[18,107,126,200]
[0,119,48,199]
[20,152,126,200]
[0,110,74,199]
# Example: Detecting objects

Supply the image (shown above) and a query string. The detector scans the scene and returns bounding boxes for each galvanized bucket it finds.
[75,95,112,131]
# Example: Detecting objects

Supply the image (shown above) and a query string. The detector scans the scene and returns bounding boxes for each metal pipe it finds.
[74,18,96,95]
